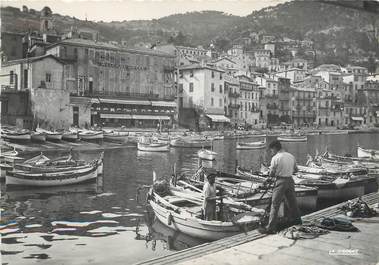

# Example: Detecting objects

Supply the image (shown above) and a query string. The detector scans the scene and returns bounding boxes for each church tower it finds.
[40,6,53,33]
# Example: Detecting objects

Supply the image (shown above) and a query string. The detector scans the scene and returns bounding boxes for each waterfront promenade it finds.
[136,192,379,265]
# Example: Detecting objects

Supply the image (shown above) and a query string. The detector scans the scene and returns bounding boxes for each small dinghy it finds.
[197,149,217,160]
[277,135,307,142]
[170,137,212,148]
[137,137,170,152]
[36,128,62,141]
[31,132,46,142]
[62,131,78,141]
[147,178,263,241]
[1,128,31,141]
[357,146,379,159]
[6,163,98,187]
[78,130,104,140]
[236,138,266,150]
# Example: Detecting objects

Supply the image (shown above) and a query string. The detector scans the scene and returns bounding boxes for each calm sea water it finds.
[1,133,379,264]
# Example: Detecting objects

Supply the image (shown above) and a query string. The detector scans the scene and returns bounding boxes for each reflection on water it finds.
[1,133,379,264]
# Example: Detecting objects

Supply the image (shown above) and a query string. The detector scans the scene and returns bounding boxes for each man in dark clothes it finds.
[259,140,302,234]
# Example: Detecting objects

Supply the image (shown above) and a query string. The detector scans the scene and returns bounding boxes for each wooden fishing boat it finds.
[277,135,307,142]
[292,174,369,201]
[197,149,217,160]
[36,128,62,141]
[137,137,170,152]
[147,180,262,241]
[170,137,212,148]
[1,129,31,141]
[62,131,78,141]
[103,131,128,142]
[229,167,318,211]
[6,162,98,187]
[31,132,46,142]
[357,146,379,159]
[1,148,18,157]
[298,164,368,176]
[236,139,266,150]
[78,130,104,140]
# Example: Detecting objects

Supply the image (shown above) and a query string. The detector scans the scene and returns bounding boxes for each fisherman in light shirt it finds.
[203,174,217,221]
[259,140,302,234]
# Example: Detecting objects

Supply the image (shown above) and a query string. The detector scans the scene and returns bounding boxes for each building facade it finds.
[45,38,177,128]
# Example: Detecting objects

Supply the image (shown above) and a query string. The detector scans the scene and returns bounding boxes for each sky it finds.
[1,0,289,22]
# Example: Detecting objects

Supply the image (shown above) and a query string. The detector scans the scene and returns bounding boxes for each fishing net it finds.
[338,198,377,218]
[152,179,170,197]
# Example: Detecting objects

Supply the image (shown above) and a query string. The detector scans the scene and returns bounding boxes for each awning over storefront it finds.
[206,114,231,123]
[91,98,151,105]
[100,113,133,119]
[351,116,364,121]
[132,115,171,120]
[151,101,177,107]
[100,113,171,120]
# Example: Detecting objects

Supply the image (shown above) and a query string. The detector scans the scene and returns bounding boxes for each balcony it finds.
[70,90,168,100]
[265,94,279,99]
[267,104,279,110]
[228,103,240,109]
[228,92,240,98]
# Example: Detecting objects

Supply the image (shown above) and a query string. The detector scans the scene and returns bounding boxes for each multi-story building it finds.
[342,66,368,103]
[227,44,244,56]
[224,75,240,127]
[237,75,261,127]
[256,77,280,126]
[212,57,239,75]
[177,63,230,129]
[1,32,25,62]
[0,54,69,129]
[278,78,291,124]
[45,38,177,128]
[316,89,344,127]
[249,49,271,69]
[290,87,317,126]
[280,58,308,71]
[276,68,306,84]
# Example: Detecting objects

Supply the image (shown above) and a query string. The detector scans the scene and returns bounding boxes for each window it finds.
[9,71,14,84]
[190,70,194,77]
[211,83,215,92]
[219,98,222,107]
[211,71,215,78]
[178,83,183,93]
[189,96,193,107]
[211,97,214,106]
[220,73,222,80]
[46,73,51,83]
[219,84,223,93]
[189,83,194,92]
[179,71,183,78]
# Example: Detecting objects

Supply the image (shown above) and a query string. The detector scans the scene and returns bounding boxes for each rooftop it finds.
[2,54,65,66]
[179,63,225,73]
[46,38,175,58]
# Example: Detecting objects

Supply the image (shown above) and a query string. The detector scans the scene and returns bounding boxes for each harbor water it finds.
[1,133,379,264]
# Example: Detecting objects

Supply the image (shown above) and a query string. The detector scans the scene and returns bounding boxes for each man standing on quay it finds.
[259,140,302,234]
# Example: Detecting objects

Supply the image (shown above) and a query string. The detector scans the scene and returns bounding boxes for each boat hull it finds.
[2,133,31,141]
[62,133,78,141]
[197,150,217,160]
[137,142,170,152]
[79,133,104,140]
[31,134,46,142]
[46,134,63,141]
[236,143,266,150]
[6,166,98,187]
[150,200,249,241]
[277,136,307,142]
[170,139,212,148]
[357,146,379,159]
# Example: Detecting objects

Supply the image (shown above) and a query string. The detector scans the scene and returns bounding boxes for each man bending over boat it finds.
[203,174,217,221]
[259,140,302,234]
